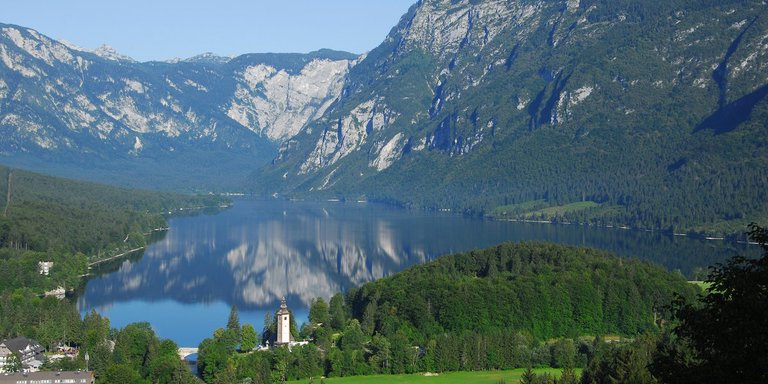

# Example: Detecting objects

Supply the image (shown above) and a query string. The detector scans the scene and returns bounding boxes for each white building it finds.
[0,343,11,372]
[38,262,54,276]
[276,297,291,345]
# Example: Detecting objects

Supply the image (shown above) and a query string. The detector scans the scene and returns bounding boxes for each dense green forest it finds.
[0,164,225,258]
[0,165,226,382]
[345,242,697,341]
[196,241,700,383]
[0,294,199,383]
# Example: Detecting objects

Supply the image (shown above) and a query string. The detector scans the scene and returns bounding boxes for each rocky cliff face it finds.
[260,0,768,231]
[0,24,357,190]
[226,52,359,142]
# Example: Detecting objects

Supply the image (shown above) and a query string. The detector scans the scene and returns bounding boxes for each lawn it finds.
[288,368,579,384]
[523,201,600,218]
[689,281,713,292]
[489,200,616,222]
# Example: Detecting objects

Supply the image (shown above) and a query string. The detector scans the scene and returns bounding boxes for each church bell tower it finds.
[276,297,291,345]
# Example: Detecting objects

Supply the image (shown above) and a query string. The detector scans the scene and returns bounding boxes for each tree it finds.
[329,293,347,331]
[271,346,289,383]
[560,364,580,384]
[227,304,240,333]
[240,323,257,352]
[83,309,110,353]
[113,322,158,378]
[308,297,330,326]
[102,363,144,384]
[657,223,768,383]
[520,366,536,384]
[262,312,275,345]
[227,304,240,345]
[370,333,391,373]
[197,338,229,384]
[214,360,237,384]
[3,352,21,373]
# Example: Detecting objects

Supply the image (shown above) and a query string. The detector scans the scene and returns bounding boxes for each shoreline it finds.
[87,247,145,267]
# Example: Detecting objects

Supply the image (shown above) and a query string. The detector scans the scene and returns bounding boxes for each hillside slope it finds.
[345,241,698,340]
[258,0,768,233]
[0,164,222,257]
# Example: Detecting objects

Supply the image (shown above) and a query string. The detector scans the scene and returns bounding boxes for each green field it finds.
[489,200,607,221]
[524,201,600,218]
[689,281,713,292]
[289,368,579,384]
[489,200,548,217]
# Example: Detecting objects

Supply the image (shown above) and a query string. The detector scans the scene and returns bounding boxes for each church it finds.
[263,297,308,350]
[275,297,292,345]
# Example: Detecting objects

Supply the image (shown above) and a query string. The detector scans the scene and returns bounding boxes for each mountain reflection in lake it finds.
[77,199,757,346]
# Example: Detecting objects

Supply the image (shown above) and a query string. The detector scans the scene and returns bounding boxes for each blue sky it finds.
[2,0,416,62]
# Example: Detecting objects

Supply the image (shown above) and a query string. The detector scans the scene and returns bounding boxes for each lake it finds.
[77,199,756,347]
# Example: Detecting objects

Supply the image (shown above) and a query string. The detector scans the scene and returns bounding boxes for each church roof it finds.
[278,297,289,315]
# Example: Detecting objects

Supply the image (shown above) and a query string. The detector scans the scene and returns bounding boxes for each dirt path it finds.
[87,247,145,267]
[3,170,11,217]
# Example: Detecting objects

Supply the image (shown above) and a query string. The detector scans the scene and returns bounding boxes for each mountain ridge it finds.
[0,22,358,191]
[256,0,768,233]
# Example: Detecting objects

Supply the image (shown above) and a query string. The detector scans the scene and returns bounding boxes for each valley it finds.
[0,0,766,383]
[1,0,767,233]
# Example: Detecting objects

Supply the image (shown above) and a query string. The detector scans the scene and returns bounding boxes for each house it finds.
[44,286,66,299]
[0,338,44,372]
[0,370,94,384]
[37,262,54,276]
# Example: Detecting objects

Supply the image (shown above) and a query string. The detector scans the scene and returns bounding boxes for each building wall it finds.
[277,313,290,344]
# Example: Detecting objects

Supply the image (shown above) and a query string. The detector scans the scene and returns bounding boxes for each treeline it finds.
[0,165,227,381]
[0,164,226,258]
[0,250,86,294]
[344,242,697,341]
[196,242,699,383]
[0,293,199,383]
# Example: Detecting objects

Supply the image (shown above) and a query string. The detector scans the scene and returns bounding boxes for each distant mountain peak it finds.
[93,44,135,62]
[59,39,86,52]
[183,52,233,65]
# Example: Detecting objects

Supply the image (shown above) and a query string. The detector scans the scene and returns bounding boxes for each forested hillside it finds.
[0,164,224,258]
[194,241,701,383]
[345,242,698,341]
[259,0,768,235]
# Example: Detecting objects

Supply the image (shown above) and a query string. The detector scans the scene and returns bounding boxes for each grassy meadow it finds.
[289,368,580,384]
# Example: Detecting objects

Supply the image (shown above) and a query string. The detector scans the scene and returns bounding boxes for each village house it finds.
[37,262,53,276]
[0,338,44,373]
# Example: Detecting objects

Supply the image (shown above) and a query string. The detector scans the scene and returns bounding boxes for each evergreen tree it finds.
[521,366,536,384]
[240,323,257,352]
[329,293,347,331]
[657,223,768,383]
[227,304,240,335]
[308,297,330,326]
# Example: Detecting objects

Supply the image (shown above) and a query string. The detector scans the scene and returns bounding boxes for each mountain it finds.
[257,0,768,233]
[0,23,358,191]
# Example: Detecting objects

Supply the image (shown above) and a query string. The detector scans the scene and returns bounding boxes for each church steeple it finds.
[276,296,291,345]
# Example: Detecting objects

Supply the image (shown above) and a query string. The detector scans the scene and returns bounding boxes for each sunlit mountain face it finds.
[0,22,357,191]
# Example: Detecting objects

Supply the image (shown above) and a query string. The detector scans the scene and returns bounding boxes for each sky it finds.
[1,0,416,62]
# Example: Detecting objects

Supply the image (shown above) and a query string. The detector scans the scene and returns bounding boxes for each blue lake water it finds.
[77,199,756,347]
